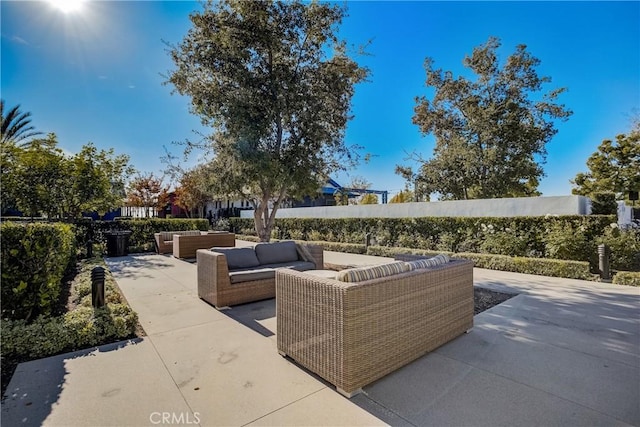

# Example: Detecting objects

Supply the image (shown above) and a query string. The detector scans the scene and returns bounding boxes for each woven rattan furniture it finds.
[173,232,235,259]
[197,242,323,309]
[276,258,474,397]
[154,230,204,254]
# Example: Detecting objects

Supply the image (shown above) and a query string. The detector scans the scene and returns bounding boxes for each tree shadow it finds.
[1,338,143,427]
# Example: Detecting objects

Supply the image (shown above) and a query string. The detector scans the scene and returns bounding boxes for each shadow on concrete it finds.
[105,254,173,280]
[1,339,143,427]
[219,299,276,337]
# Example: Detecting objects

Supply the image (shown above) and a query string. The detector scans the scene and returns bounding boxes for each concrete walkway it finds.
[2,246,639,426]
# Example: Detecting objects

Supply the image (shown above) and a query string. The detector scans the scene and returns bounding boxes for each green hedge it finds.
[230,215,631,270]
[1,258,138,362]
[366,246,594,280]
[612,271,640,287]
[74,218,210,254]
[235,234,594,280]
[1,222,76,321]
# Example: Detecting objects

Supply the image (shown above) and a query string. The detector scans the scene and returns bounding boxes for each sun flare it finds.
[48,0,84,14]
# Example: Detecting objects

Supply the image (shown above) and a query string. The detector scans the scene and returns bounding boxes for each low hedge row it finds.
[1,258,138,363]
[230,215,640,272]
[74,218,210,254]
[1,222,76,321]
[366,246,594,280]
[612,272,640,287]
[235,235,593,280]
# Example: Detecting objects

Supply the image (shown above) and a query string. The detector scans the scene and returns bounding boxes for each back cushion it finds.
[336,261,409,283]
[405,254,450,271]
[212,247,260,270]
[254,241,299,265]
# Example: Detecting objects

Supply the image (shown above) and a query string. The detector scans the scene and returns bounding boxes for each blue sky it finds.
[2,1,638,199]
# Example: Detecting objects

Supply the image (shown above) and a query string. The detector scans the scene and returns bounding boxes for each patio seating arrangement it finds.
[172,232,235,259]
[197,240,323,309]
[276,256,474,397]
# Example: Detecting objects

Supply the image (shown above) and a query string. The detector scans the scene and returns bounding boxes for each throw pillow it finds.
[336,261,409,283]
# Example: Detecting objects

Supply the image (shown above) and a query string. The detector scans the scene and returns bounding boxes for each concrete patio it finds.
[2,245,639,426]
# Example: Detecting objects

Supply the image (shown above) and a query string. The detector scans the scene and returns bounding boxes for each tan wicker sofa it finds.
[173,232,235,259]
[154,230,204,254]
[197,241,323,309]
[276,257,474,397]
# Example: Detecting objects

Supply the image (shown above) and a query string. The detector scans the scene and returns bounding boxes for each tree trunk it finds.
[253,205,271,242]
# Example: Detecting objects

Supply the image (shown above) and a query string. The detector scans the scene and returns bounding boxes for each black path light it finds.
[91,266,106,308]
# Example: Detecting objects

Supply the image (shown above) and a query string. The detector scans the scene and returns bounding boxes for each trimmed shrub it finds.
[612,271,640,286]
[366,246,594,280]
[1,222,76,320]
[597,227,640,272]
[543,222,596,263]
[1,257,138,363]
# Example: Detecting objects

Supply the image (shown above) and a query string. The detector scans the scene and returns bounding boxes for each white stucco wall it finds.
[239,196,591,219]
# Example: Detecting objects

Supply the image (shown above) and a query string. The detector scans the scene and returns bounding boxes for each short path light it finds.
[598,244,611,282]
[91,266,105,308]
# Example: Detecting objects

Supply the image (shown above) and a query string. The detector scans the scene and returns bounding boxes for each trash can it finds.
[105,231,132,257]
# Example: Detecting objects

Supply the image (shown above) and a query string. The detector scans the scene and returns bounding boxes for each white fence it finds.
[240,196,591,219]
[120,206,159,218]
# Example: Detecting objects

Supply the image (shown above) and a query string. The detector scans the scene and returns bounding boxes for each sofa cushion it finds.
[296,244,314,264]
[336,261,410,283]
[254,241,299,265]
[260,261,316,272]
[212,247,260,270]
[229,268,276,284]
[405,254,450,271]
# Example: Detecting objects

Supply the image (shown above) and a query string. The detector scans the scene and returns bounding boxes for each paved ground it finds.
[2,246,639,426]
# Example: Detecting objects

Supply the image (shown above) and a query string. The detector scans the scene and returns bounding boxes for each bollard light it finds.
[598,244,611,282]
[365,232,371,250]
[91,266,106,308]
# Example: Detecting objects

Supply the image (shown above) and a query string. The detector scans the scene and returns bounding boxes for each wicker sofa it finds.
[173,232,235,259]
[276,256,474,397]
[197,241,323,309]
[154,230,204,254]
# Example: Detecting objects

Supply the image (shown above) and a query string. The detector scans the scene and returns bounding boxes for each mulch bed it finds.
[474,287,517,314]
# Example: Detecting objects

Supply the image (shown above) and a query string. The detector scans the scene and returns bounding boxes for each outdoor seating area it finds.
[2,246,639,426]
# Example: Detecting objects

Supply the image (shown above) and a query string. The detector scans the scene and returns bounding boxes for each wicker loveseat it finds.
[276,256,474,397]
[154,230,204,254]
[197,241,324,309]
[172,232,235,259]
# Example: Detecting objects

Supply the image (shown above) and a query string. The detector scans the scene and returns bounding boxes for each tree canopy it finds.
[401,37,572,200]
[125,173,169,218]
[1,134,132,218]
[571,123,640,204]
[389,190,414,203]
[166,0,368,240]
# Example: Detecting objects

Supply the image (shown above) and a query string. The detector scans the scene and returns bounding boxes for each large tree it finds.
[1,100,42,145]
[167,0,368,241]
[571,123,640,204]
[402,37,572,200]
